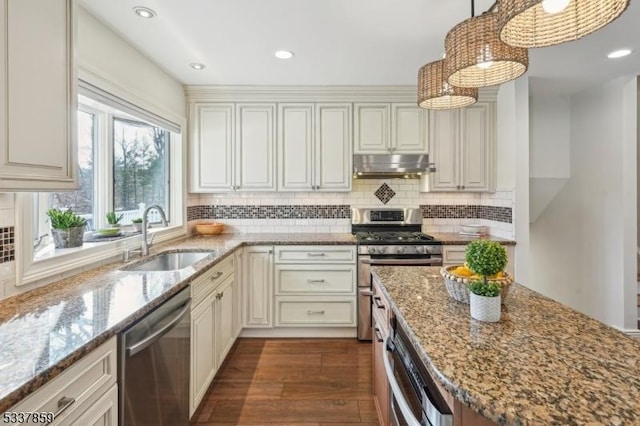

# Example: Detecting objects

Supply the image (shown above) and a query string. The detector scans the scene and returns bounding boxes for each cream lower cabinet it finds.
[242,246,274,328]
[278,103,352,192]
[423,101,496,192]
[273,246,357,328]
[0,0,78,191]
[1,338,117,426]
[190,256,235,416]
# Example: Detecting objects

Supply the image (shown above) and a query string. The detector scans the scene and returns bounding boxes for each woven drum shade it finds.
[499,0,630,48]
[418,60,478,110]
[445,13,529,88]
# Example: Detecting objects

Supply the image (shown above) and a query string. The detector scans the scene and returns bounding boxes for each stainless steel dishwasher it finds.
[118,287,191,426]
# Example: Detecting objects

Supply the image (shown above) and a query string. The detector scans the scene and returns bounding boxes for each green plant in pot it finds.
[131,217,143,232]
[465,240,508,323]
[46,208,87,249]
[106,211,124,228]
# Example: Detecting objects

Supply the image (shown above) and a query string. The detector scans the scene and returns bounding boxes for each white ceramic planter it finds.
[469,293,501,322]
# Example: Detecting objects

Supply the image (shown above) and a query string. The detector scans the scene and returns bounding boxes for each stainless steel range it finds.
[353,208,442,341]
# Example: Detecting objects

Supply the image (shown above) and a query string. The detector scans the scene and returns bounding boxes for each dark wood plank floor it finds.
[190,338,379,425]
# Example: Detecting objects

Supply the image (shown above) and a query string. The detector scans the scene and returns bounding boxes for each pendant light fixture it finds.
[418,60,478,110]
[498,0,630,48]
[445,2,529,88]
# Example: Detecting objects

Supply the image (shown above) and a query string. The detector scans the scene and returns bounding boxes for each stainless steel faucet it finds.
[140,204,168,255]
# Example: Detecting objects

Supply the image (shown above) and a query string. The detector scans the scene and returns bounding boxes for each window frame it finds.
[15,101,186,287]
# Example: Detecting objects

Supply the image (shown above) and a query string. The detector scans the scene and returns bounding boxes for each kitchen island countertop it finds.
[371,266,640,425]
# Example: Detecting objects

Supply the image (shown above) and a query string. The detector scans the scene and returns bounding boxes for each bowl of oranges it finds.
[440,264,513,304]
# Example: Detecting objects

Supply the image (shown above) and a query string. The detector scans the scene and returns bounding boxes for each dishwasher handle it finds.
[126,298,191,357]
[383,337,422,426]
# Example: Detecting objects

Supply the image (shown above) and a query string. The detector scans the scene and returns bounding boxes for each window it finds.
[20,92,185,279]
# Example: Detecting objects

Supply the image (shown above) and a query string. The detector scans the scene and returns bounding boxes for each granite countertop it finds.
[371,266,640,425]
[429,232,516,245]
[0,232,355,412]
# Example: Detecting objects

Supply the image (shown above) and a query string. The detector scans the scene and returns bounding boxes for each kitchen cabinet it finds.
[233,248,243,339]
[3,337,117,425]
[372,278,390,426]
[242,246,274,328]
[423,101,496,192]
[0,0,78,191]
[189,102,276,192]
[278,103,352,192]
[354,103,428,154]
[273,246,357,328]
[190,256,235,416]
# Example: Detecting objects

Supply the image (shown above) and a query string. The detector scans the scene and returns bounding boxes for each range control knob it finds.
[367,246,377,255]
[395,246,406,254]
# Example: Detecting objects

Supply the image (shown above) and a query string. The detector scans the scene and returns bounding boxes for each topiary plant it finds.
[467,280,501,297]
[465,240,507,287]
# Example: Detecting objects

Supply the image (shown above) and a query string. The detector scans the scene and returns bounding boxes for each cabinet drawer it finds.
[5,338,117,425]
[443,246,466,265]
[275,265,356,295]
[275,297,356,327]
[192,255,234,306]
[274,246,356,264]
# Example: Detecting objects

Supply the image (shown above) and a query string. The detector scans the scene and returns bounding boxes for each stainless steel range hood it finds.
[353,154,435,179]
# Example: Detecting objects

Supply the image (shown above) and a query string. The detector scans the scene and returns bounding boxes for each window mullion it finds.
[95,111,112,229]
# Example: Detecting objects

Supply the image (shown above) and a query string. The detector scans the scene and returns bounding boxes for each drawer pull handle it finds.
[307,310,325,315]
[210,271,223,281]
[307,252,326,257]
[374,327,384,343]
[307,279,326,284]
[373,296,385,310]
[53,396,76,420]
[216,291,224,300]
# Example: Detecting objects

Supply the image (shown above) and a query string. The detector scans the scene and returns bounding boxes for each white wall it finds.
[513,78,531,285]
[530,95,571,179]
[529,76,638,330]
[496,82,516,189]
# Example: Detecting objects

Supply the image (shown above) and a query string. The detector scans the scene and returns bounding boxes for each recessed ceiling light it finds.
[133,6,156,19]
[189,63,206,70]
[607,49,632,59]
[274,50,294,60]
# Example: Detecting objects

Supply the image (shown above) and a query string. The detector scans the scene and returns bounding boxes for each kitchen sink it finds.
[123,251,212,272]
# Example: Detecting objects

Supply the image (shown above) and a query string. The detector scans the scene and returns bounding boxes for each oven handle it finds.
[360,258,442,266]
[383,337,422,426]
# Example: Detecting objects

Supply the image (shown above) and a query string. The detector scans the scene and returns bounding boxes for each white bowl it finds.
[461,224,487,235]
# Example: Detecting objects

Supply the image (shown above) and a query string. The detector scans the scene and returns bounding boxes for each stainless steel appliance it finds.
[384,321,453,426]
[353,154,436,179]
[119,287,191,426]
[353,208,442,341]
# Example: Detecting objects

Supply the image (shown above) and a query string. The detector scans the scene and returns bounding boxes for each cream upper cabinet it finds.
[189,102,276,192]
[424,101,496,192]
[354,103,428,154]
[278,103,352,192]
[0,0,78,191]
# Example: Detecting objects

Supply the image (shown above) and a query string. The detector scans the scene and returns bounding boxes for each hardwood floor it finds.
[190,338,379,425]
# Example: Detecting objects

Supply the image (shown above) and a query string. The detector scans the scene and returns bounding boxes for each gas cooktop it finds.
[354,231,440,245]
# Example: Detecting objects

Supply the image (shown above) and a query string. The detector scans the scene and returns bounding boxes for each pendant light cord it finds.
[472,0,499,17]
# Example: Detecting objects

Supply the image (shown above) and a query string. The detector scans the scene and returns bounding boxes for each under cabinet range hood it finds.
[353,154,435,179]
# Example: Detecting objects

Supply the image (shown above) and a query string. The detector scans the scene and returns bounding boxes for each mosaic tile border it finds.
[0,226,15,264]
[188,205,351,221]
[421,205,512,224]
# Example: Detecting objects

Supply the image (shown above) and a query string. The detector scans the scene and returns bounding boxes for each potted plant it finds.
[46,208,87,249]
[106,211,123,228]
[131,217,143,232]
[465,240,508,322]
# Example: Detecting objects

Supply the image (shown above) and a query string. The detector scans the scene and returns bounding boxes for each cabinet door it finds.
[315,103,352,191]
[236,103,276,191]
[243,246,273,328]
[354,104,390,153]
[233,248,243,339]
[215,275,235,366]
[190,293,216,415]
[189,103,234,192]
[0,0,78,191]
[69,384,118,426]
[426,109,460,191]
[460,101,495,192]
[391,103,428,153]
[278,103,314,191]
[372,316,390,426]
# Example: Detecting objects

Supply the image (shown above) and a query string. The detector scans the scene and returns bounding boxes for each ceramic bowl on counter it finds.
[195,223,224,235]
[460,224,487,235]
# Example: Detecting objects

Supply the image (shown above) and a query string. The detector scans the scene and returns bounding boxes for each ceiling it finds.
[80,0,639,93]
